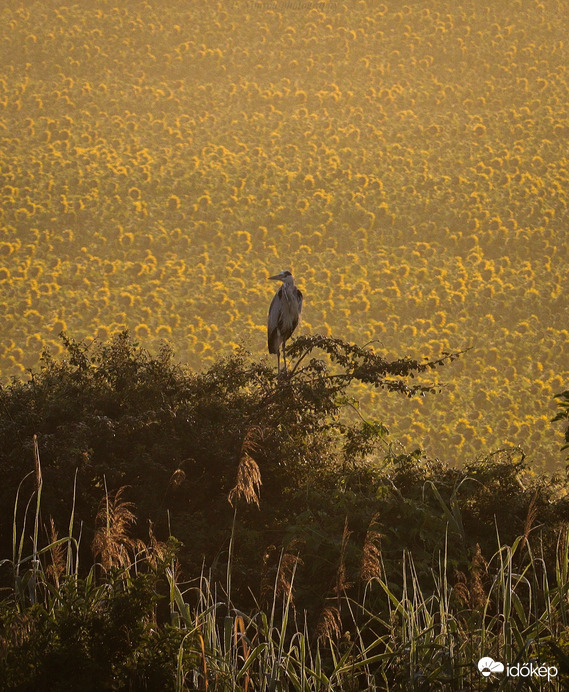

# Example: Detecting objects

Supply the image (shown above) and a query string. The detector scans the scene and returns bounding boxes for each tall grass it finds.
[1,458,568,690]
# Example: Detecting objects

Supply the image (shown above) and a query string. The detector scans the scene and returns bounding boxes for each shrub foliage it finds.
[1,334,569,689]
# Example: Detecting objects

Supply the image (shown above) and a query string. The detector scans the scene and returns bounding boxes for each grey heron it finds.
[267,270,303,373]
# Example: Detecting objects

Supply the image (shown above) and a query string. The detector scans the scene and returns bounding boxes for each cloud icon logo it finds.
[478,657,505,677]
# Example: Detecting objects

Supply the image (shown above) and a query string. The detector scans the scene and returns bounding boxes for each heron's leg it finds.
[282,341,287,372]
[276,349,280,373]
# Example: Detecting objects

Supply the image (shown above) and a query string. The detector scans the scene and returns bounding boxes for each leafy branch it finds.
[286,334,469,398]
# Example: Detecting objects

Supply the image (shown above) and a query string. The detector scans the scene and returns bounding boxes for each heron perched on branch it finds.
[267,270,303,373]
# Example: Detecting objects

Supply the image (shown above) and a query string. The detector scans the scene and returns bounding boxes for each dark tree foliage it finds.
[0,333,458,594]
[0,332,567,618]
[0,572,185,691]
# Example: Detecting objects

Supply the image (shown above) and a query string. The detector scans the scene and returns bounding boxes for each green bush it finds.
[2,334,569,688]
[0,332,459,605]
[0,573,183,692]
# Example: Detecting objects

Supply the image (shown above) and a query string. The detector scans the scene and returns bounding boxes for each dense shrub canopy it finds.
[1,333,567,611]
[0,333,452,579]
[2,334,569,689]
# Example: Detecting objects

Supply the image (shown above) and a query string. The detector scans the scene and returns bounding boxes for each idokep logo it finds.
[478,657,504,677]
[478,656,558,682]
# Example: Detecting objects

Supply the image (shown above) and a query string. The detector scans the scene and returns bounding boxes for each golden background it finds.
[1,0,568,468]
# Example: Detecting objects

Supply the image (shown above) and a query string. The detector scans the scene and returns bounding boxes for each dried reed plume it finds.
[520,491,539,555]
[92,486,143,570]
[316,604,342,641]
[228,427,262,508]
[260,540,303,606]
[470,543,488,609]
[454,543,488,609]
[33,434,42,489]
[453,571,469,608]
[276,540,303,603]
[45,517,65,587]
[360,513,383,582]
[144,520,168,569]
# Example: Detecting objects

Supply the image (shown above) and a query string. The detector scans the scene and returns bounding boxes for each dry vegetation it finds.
[0,0,568,467]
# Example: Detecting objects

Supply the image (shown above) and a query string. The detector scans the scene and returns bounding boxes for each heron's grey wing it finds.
[282,287,303,341]
[291,288,303,329]
[267,290,282,354]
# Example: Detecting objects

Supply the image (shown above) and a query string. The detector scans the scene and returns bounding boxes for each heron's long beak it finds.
[268,273,284,281]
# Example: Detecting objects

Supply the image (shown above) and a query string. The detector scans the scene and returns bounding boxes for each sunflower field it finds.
[1,0,568,468]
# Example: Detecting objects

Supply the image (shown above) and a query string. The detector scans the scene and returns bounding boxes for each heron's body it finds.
[267,270,303,372]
